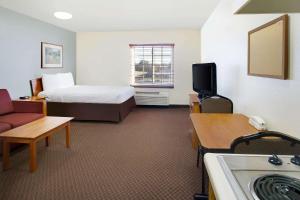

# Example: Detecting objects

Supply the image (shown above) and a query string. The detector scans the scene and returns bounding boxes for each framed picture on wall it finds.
[41,42,63,68]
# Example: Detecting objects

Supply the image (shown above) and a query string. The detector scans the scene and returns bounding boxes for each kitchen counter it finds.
[204,153,238,200]
[204,153,300,200]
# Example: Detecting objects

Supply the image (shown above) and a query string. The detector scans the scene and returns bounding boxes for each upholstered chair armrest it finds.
[12,101,43,114]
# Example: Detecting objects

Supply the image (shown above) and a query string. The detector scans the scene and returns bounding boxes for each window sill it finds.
[131,84,174,89]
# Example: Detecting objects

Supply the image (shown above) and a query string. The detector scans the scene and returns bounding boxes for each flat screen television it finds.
[192,63,217,99]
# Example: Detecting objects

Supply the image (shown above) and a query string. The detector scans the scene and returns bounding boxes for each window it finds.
[130,44,174,88]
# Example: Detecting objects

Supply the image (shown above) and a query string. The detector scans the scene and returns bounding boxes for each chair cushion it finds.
[0,113,44,128]
[0,89,14,115]
[0,122,11,133]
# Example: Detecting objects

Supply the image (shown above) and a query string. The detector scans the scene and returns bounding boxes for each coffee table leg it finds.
[66,122,70,148]
[3,141,10,171]
[29,142,37,172]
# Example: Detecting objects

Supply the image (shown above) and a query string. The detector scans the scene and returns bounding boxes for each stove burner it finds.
[252,174,300,200]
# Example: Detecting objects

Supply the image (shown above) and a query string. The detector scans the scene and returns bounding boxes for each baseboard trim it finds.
[136,105,189,108]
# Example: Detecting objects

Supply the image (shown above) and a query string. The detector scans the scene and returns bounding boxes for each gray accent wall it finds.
[0,7,76,98]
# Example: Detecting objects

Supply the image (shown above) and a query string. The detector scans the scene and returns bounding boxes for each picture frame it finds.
[41,42,63,68]
[248,15,289,79]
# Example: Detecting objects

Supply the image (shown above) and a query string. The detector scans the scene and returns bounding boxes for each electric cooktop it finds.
[217,154,300,200]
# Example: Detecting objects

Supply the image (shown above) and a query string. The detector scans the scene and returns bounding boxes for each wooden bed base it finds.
[47,97,135,122]
[30,78,136,122]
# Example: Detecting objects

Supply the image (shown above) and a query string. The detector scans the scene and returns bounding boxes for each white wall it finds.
[0,7,76,98]
[201,0,300,138]
[76,30,201,104]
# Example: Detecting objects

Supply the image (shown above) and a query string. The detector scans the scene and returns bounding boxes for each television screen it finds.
[192,63,217,97]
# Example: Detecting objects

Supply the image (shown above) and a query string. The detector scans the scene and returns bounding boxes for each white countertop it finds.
[204,153,238,200]
[205,153,300,200]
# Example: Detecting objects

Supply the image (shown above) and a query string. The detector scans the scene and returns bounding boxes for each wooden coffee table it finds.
[0,116,73,172]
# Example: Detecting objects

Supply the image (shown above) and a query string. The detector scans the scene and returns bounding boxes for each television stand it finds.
[189,94,201,113]
[189,94,201,150]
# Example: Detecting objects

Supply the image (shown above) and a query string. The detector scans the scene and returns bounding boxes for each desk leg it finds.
[193,151,208,199]
[202,155,206,193]
[197,147,200,167]
[3,141,10,171]
[201,150,208,195]
[192,130,199,150]
[29,142,37,172]
[45,136,50,147]
[65,122,70,148]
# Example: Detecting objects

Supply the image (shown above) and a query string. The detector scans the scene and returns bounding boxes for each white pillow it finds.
[42,73,75,92]
[42,74,62,92]
[59,73,74,88]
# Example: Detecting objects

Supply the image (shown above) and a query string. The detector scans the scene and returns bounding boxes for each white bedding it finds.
[38,85,135,104]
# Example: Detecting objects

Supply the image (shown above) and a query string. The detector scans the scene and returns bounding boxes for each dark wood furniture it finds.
[30,77,43,96]
[30,78,136,122]
[1,116,73,172]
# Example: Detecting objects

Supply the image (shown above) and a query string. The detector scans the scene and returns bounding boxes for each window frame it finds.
[130,44,175,89]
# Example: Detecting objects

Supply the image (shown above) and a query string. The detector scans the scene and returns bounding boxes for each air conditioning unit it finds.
[135,91,169,106]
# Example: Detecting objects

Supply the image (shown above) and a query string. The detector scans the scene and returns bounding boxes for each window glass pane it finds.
[131,44,174,87]
[143,56,152,64]
[153,47,162,55]
[162,57,172,64]
[153,57,162,65]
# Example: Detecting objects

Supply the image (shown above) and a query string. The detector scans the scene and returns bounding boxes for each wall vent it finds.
[135,91,169,106]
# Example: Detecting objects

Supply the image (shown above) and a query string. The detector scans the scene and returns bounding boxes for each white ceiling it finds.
[0,0,220,32]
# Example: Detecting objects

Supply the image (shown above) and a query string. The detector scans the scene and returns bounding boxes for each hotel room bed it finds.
[30,73,136,122]
[39,85,134,104]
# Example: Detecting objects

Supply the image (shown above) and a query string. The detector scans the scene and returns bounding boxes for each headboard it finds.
[30,78,43,96]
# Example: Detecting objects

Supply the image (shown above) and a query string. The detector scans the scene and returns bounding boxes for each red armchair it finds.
[0,89,44,154]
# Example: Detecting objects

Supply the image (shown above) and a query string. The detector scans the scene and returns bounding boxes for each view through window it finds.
[130,44,174,88]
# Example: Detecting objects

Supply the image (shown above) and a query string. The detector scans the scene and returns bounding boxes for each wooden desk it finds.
[190,113,258,199]
[190,113,258,151]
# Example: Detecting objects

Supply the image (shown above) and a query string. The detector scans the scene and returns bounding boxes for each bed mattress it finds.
[39,85,135,104]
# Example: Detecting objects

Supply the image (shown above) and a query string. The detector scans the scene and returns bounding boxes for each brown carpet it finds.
[0,107,201,200]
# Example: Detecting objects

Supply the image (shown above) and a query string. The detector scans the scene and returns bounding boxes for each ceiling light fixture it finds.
[54,12,72,20]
